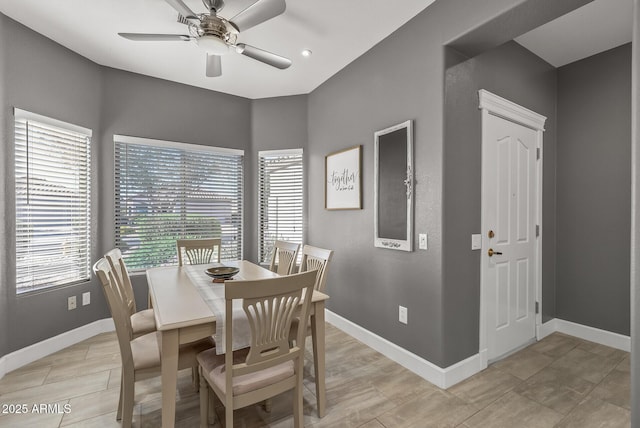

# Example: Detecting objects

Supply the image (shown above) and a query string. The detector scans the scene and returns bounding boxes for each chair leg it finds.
[121,370,135,428]
[293,382,303,428]
[193,366,199,392]
[199,368,209,428]
[116,373,124,421]
[263,398,272,412]
[225,404,233,428]
[208,392,216,425]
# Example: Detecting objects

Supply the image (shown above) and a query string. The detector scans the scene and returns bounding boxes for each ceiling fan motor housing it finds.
[197,15,233,54]
[200,16,229,40]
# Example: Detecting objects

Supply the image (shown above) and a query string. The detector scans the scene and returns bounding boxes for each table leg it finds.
[160,329,179,428]
[310,302,326,417]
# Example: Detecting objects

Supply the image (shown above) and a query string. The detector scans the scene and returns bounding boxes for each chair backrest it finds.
[268,240,300,275]
[93,258,135,366]
[105,248,136,315]
[298,245,334,292]
[224,270,316,383]
[176,238,222,266]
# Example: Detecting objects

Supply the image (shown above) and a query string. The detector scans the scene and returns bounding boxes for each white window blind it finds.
[114,136,244,271]
[258,149,304,264]
[14,109,92,293]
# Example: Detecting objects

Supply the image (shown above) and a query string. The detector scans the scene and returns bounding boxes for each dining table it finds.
[146,260,329,428]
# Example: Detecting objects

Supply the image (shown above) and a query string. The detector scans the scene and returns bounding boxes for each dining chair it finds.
[93,258,214,428]
[105,248,156,338]
[176,238,222,266]
[197,270,317,428]
[298,245,334,292]
[268,240,300,275]
[289,245,334,344]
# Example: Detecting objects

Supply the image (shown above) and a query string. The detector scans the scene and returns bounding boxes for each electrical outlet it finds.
[68,296,77,311]
[399,306,408,324]
[419,233,428,250]
[82,292,90,306]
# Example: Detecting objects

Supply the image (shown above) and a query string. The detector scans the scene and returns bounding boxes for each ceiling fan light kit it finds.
[198,35,229,55]
[119,0,291,77]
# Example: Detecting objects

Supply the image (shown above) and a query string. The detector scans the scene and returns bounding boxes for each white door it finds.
[479,90,545,362]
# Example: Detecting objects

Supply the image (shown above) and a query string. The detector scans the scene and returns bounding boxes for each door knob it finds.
[488,248,503,257]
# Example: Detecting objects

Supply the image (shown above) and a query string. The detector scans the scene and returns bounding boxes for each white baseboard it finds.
[1,311,630,388]
[554,319,630,352]
[326,311,632,389]
[537,319,557,340]
[325,310,482,389]
[0,318,114,380]
[0,354,5,382]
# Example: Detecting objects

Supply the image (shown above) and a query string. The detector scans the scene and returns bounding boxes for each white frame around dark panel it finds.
[374,120,414,252]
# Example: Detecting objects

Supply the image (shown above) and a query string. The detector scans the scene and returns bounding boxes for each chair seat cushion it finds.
[197,348,294,396]
[132,333,215,371]
[131,309,156,336]
[131,332,161,370]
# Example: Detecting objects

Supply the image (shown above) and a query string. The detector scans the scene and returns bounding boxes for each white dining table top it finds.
[146,260,279,331]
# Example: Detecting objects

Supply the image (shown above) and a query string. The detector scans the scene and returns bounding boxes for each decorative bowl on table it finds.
[205,266,239,282]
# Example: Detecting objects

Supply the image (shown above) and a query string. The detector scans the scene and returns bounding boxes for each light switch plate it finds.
[471,234,482,250]
[82,292,90,306]
[418,233,428,250]
[399,306,408,324]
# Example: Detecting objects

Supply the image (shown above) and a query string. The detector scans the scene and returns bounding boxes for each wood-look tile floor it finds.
[0,324,631,427]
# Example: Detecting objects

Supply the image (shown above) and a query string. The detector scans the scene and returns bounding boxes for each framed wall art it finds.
[325,145,362,210]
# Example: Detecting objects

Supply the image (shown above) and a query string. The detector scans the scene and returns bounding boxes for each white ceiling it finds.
[0,0,633,100]
[0,0,437,99]
[515,0,632,68]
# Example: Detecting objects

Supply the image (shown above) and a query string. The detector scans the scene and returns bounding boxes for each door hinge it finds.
[535,301,540,314]
[536,225,540,237]
[537,148,541,160]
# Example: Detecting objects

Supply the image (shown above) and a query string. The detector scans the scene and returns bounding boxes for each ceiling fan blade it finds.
[119,33,192,42]
[235,43,291,69]
[230,0,286,32]
[206,54,222,77]
[164,0,200,20]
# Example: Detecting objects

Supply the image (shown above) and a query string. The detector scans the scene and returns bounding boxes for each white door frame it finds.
[478,89,547,368]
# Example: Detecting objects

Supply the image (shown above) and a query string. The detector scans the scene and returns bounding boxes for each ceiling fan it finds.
[118,0,291,77]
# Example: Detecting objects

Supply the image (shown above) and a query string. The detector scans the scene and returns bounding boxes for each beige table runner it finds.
[184,264,250,354]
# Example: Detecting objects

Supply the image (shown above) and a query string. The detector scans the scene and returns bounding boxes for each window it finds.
[114,136,244,270]
[258,149,304,264]
[14,109,92,293]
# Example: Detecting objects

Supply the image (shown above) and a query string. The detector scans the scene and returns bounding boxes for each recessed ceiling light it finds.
[301,49,312,57]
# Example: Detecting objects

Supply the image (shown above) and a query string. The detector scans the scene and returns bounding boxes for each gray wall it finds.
[0,13,8,358]
[556,44,632,336]
[307,0,588,367]
[443,41,558,363]
[631,2,639,424]
[99,67,252,306]
[0,15,253,354]
[1,0,621,377]
[1,15,105,353]
[248,96,309,262]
